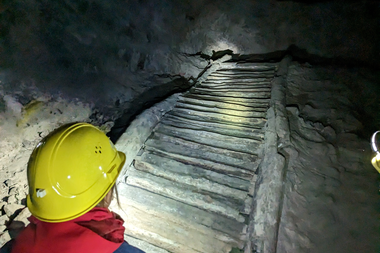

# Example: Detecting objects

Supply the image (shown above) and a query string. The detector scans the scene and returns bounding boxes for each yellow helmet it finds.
[26,123,126,222]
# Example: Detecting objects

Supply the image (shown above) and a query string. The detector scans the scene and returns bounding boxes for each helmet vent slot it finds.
[95,146,102,154]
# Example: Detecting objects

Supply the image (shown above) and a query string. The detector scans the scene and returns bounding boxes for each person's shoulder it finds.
[114,241,145,253]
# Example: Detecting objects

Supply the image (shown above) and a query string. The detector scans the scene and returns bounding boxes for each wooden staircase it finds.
[117,62,277,253]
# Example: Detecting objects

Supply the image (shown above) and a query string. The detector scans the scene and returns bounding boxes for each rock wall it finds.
[251,60,380,253]
[0,0,378,109]
[276,62,380,253]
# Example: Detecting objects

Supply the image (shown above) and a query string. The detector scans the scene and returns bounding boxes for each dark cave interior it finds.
[0,1,379,253]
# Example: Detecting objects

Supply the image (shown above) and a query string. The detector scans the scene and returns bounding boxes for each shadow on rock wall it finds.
[1,0,379,98]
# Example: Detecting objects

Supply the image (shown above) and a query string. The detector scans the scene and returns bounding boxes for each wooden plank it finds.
[154,123,261,155]
[133,159,247,207]
[168,109,267,129]
[136,151,251,191]
[202,79,274,84]
[120,202,237,253]
[191,90,271,99]
[117,184,247,244]
[126,167,246,221]
[210,73,274,79]
[198,83,272,90]
[175,102,267,118]
[162,115,265,141]
[177,96,268,112]
[150,132,259,165]
[218,63,277,71]
[196,86,271,92]
[215,70,275,75]
[134,155,249,199]
[207,76,274,81]
[145,136,259,172]
[144,146,255,180]
[183,94,270,108]
[202,78,272,84]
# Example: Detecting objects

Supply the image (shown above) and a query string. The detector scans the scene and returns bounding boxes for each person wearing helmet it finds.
[3,123,145,253]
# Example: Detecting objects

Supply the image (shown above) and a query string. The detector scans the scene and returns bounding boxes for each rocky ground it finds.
[0,79,97,246]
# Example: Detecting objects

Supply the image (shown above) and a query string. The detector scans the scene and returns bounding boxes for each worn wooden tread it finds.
[136,151,251,191]
[177,96,268,112]
[190,90,271,99]
[198,83,272,90]
[162,115,265,141]
[215,69,275,75]
[143,146,255,180]
[154,123,261,155]
[149,132,260,164]
[184,94,270,108]
[194,87,271,94]
[202,78,272,84]
[130,163,247,208]
[169,110,267,129]
[117,184,247,243]
[217,63,277,71]
[201,78,274,84]
[209,73,274,79]
[145,136,259,172]
[126,167,245,221]
[134,155,249,199]
[175,102,267,118]
[121,202,237,253]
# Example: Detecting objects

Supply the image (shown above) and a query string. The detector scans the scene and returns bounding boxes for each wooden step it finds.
[204,76,274,82]
[145,136,260,172]
[202,78,272,85]
[144,146,255,180]
[217,63,277,71]
[154,123,261,155]
[177,96,268,112]
[215,70,275,75]
[121,204,236,253]
[117,184,247,245]
[134,154,249,200]
[190,90,271,99]
[126,167,245,221]
[209,73,274,79]
[175,102,267,118]
[184,93,270,108]
[162,115,265,141]
[169,109,267,129]
[198,83,272,90]
[194,87,271,94]
[136,151,251,191]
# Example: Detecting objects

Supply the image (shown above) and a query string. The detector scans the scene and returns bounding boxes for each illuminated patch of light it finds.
[205,39,239,55]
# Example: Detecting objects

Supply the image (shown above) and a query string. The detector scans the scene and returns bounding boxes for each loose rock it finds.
[4,204,24,217]
[0,231,11,247]
[0,215,8,225]
[13,207,31,226]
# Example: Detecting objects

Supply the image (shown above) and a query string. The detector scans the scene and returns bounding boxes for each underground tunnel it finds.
[0,0,379,252]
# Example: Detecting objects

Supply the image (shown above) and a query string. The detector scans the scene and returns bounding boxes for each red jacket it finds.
[11,207,125,253]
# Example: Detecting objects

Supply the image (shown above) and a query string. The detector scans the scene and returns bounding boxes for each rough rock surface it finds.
[0,0,378,118]
[0,83,108,246]
[276,63,380,253]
